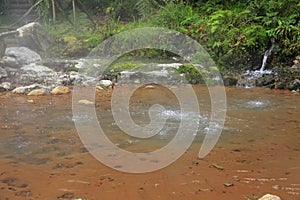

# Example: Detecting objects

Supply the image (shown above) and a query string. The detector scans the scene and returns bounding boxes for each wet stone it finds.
[1,177,27,188]
[48,138,60,144]
[15,190,32,197]
[1,177,17,186]
[57,192,74,199]
[66,161,83,168]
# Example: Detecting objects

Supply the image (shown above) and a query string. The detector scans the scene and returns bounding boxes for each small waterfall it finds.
[259,38,275,72]
[237,39,276,88]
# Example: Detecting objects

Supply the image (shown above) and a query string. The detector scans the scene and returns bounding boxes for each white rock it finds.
[99,80,112,87]
[12,84,37,94]
[0,82,12,90]
[258,194,281,200]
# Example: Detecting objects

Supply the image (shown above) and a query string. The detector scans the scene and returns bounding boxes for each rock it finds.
[0,82,12,92]
[3,47,41,67]
[51,86,70,95]
[99,80,113,88]
[0,67,7,79]
[78,99,94,105]
[258,194,281,200]
[27,89,46,96]
[223,75,238,86]
[145,85,156,89]
[11,22,54,53]
[223,183,234,187]
[12,85,37,94]
[14,63,57,85]
[255,74,275,87]
[0,31,17,58]
[288,79,300,91]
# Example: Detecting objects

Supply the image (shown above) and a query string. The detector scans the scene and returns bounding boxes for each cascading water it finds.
[260,38,276,72]
[237,39,276,88]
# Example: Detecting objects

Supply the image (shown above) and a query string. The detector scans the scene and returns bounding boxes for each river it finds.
[0,85,299,199]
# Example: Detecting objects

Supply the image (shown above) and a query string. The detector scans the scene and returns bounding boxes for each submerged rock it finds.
[258,194,281,200]
[51,86,70,95]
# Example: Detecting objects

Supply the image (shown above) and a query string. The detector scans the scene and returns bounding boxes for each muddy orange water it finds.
[0,85,299,200]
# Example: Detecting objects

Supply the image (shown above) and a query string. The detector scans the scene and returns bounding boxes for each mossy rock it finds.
[223,75,238,86]
[177,64,220,85]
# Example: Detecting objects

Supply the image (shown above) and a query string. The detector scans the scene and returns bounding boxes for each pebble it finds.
[51,86,70,95]
[27,89,45,96]
[145,85,156,89]
[224,183,234,187]
[78,99,94,105]
[258,194,281,200]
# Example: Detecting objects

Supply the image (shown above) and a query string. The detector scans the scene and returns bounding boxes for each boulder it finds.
[0,30,18,58]
[14,63,57,85]
[51,86,70,95]
[258,194,281,200]
[288,79,300,91]
[13,22,54,53]
[3,47,41,68]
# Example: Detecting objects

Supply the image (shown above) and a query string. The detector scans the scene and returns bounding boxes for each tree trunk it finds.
[72,0,76,29]
[51,0,56,24]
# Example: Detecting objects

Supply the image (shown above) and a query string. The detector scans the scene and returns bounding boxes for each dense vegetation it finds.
[1,0,300,73]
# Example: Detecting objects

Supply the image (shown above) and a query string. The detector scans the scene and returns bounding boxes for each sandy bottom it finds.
[0,85,299,200]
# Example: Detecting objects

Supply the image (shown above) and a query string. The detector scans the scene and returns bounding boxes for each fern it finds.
[135,0,155,18]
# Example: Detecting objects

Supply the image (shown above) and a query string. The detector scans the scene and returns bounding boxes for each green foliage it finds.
[177,64,204,84]
[36,0,300,74]
[135,0,160,18]
[154,1,197,30]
